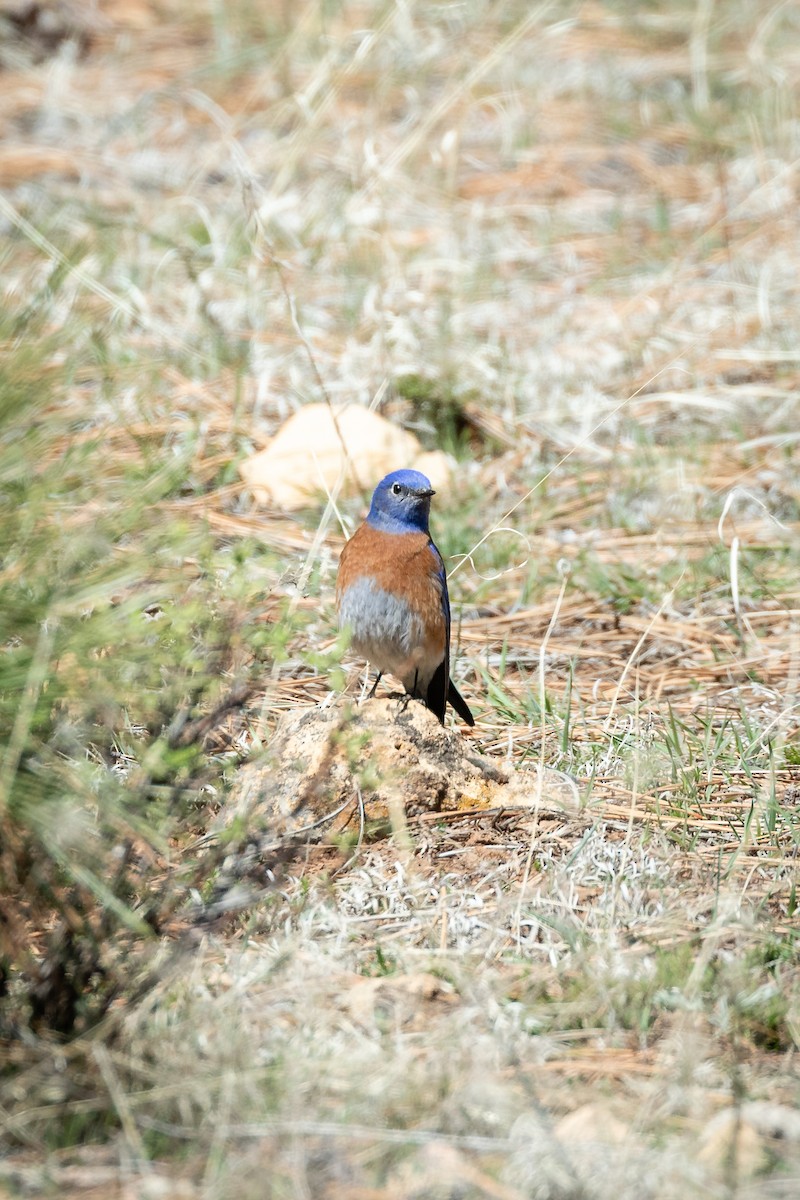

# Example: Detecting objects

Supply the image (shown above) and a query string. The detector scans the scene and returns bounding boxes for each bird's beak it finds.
[416,487,435,498]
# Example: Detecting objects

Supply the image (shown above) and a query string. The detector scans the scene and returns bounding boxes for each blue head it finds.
[366,468,435,535]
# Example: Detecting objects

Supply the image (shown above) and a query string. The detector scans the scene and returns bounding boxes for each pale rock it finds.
[240,403,451,509]
[555,1102,629,1146]
[697,1108,771,1177]
[412,449,454,492]
[390,1140,524,1200]
[124,1177,197,1199]
[347,971,458,1030]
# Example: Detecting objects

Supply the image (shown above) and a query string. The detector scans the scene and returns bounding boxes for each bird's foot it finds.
[366,671,383,700]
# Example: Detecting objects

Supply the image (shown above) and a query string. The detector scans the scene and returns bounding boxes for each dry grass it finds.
[1,0,799,1196]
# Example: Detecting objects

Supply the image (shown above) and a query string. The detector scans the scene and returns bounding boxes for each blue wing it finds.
[420,539,450,723]
[428,538,475,727]
[429,538,451,656]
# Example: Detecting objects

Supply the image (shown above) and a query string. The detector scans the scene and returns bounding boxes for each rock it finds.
[239,403,451,509]
[346,971,458,1030]
[224,698,579,849]
[125,1178,198,1200]
[388,1141,522,1200]
[697,1108,771,1178]
[411,450,453,491]
[555,1103,629,1146]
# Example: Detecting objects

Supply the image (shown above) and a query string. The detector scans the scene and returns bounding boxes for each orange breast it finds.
[336,524,446,662]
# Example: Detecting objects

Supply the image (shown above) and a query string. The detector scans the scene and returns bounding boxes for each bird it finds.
[335,468,475,726]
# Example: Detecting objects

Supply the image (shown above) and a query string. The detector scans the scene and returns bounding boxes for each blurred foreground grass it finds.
[1,1,799,1196]
[0,294,281,1032]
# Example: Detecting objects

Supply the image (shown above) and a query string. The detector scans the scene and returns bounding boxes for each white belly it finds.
[338,577,435,689]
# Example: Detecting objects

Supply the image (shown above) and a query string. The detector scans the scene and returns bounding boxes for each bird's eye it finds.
[391,482,402,496]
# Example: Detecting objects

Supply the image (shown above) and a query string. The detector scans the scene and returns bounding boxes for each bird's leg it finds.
[367,671,383,699]
[399,670,419,715]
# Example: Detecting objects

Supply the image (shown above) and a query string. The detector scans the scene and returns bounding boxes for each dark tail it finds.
[424,660,448,725]
[447,679,475,727]
[424,662,475,727]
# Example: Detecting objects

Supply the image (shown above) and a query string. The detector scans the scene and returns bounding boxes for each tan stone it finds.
[390,1141,525,1200]
[697,1108,770,1178]
[555,1102,629,1146]
[239,403,450,509]
[346,971,459,1030]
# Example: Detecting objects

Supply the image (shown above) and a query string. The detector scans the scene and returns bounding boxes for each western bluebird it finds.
[336,468,475,726]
